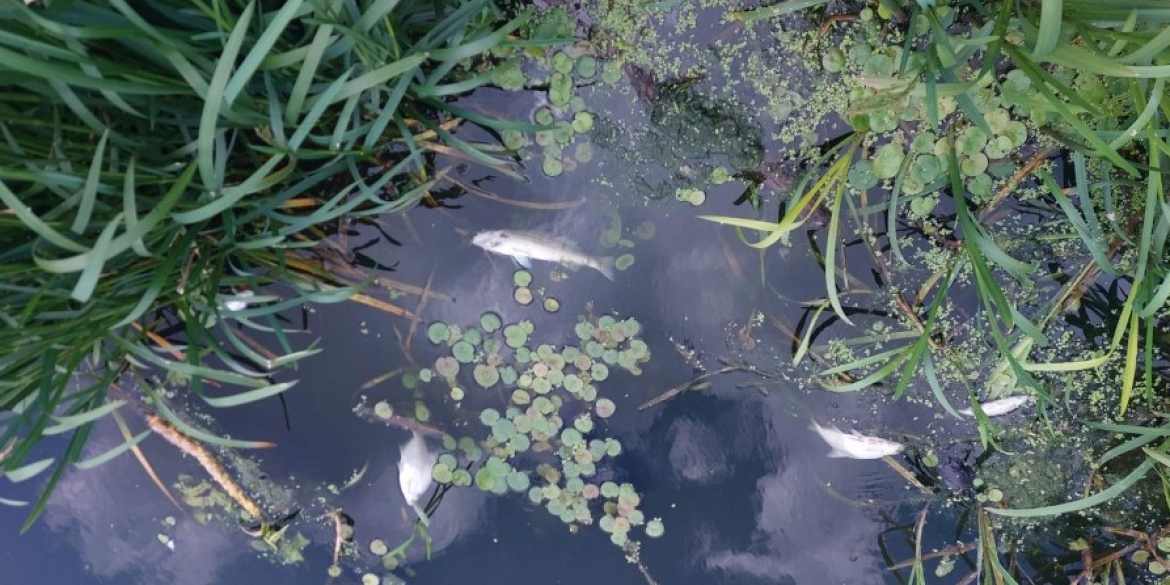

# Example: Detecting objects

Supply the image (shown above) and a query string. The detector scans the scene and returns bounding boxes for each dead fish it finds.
[398,431,438,506]
[472,229,616,280]
[958,395,1033,417]
[809,420,905,459]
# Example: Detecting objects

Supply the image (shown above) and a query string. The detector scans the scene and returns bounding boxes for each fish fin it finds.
[513,256,532,270]
[594,256,616,281]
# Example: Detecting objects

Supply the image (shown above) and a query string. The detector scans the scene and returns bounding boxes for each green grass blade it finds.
[74,430,151,470]
[43,400,125,436]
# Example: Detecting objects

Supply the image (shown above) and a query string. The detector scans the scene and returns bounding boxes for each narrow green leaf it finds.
[5,458,55,483]
[44,400,126,436]
[202,381,298,408]
[74,430,151,470]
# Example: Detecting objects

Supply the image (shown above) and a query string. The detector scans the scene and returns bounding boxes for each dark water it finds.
[0,35,1046,585]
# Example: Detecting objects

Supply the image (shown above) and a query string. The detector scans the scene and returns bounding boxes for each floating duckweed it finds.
[534,107,554,126]
[605,439,622,457]
[415,401,430,422]
[452,340,476,363]
[450,386,465,401]
[452,468,472,487]
[513,413,533,434]
[591,364,610,381]
[432,463,453,484]
[373,401,393,420]
[462,328,483,347]
[533,396,553,414]
[362,573,379,585]
[382,556,398,571]
[501,129,526,151]
[571,111,594,133]
[575,56,597,78]
[583,484,600,500]
[601,349,619,365]
[532,377,553,395]
[480,312,502,333]
[987,488,1004,503]
[627,339,648,358]
[549,72,573,107]
[403,371,418,389]
[547,369,565,387]
[551,51,573,74]
[532,361,551,377]
[480,408,501,426]
[615,254,635,271]
[561,428,584,447]
[528,486,544,504]
[418,368,433,383]
[506,470,531,492]
[872,143,905,179]
[511,389,532,405]
[645,518,665,538]
[514,287,534,306]
[574,414,594,433]
[499,365,518,385]
[327,565,342,578]
[541,156,564,178]
[473,364,500,388]
[961,153,989,177]
[510,269,532,288]
[585,341,604,358]
[599,514,615,533]
[543,297,561,313]
[563,374,584,394]
[575,321,595,340]
[595,398,616,418]
[475,467,496,491]
[492,419,518,441]
[426,322,450,344]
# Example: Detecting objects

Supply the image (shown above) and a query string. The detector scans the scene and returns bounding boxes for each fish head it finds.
[471,230,506,251]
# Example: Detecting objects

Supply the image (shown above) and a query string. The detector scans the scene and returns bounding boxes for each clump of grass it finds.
[0,0,527,528]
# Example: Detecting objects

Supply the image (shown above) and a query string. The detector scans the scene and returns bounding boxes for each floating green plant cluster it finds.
[597,209,656,273]
[415,310,662,547]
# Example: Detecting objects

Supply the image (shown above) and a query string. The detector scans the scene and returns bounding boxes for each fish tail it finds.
[594,256,616,281]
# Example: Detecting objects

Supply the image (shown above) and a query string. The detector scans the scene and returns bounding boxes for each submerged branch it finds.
[638,365,751,411]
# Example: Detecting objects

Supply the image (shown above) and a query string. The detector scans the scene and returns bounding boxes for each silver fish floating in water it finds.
[398,431,438,506]
[809,420,905,460]
[472,229,616,280]
[958,395,1033,417]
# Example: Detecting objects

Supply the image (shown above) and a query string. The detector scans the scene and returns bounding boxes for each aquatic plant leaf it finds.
[74,430,151,470]
[4,458,54,483]
[43,400,126,436]
[987,458,1154,517]
[203,381,298,408]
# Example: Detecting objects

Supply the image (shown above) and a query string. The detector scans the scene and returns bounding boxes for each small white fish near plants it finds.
[958,394,1033,417]
[809,420,905,460]
[472,229,616,280]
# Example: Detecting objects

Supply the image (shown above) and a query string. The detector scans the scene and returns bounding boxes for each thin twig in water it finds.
[112,410,184,512]
[883,455,932,494]
[403,269,436,355]
[639,365,748,411]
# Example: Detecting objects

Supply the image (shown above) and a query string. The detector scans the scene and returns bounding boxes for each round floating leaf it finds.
[491,62,526,90]
[452,340,476,363]
[909,154,941,184]
[506,470,531,492]
[571,111,594,133]
[534,107,553,126]
[601,481,619,498]
[872,143,905,179]
[512,389,532,405]
[596,398,616,418]
[419,368,433,383]
[502,129,526,150]
[369,539,389,556]
[645,518,665,538]
[561,428,583,447]
[543,298,560,313]
[909,195,938,216]
[822,47,845,72]
[513,414,533,434]
[551,51,574,74]
[575,321,595,340]
[450,386,465,401]
[628,339,648,358]
[532,378,553,395]
[513,269,532,287]
[373,401,393,419]
[426,322,449,344]
[961,153,989,177]
[475,467,496,491]
[615,254,635,271]
[576,56,597,78]
[462,328,483,347]
[533,396,553,414]
[528,486,544,503]
[957,127,988,156]
[574,414,594,433]
[541,156,563,178]
[415,402,430,422]
[514,287,536,307]
[499,365,518,385]
[591,363,609,381]
[474,364,500,388]
[605,438,622,457]
[432,463,453,484]
[447,468,469,487]
[580,384,598,402]
[480,312,502,333]
[583,484,600,499]
[563,374,584,394]
[601,60,623,84]
[480,408,501,426]
[550,72,573,107]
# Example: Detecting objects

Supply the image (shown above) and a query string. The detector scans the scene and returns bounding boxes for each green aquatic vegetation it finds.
[414,310,658,547]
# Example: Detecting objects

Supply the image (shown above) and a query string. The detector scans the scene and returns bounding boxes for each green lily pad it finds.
[480,312,502,333]
[506,470,531,492]
[616,254,635,271]
[435,356,460,378]
[452,340,476,363]
[595,398,616,418]
[574,141,594,163]
[571,111,594,133]
[432,463,453,484]
[542,156,564,177]
[474,364,500,388]
[426,322,449,344]
[480,408,500,426]
[543,297,560,312]
[576,56,597,78]
[552,51,574,74]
